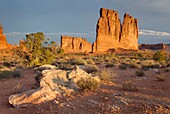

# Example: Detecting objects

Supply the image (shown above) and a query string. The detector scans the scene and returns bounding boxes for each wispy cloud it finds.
[4,32,95,37]
[139,30,170,36]
[5,30,170,37]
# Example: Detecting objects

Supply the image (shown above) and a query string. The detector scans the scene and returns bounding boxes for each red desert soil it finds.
[0,67,170,114]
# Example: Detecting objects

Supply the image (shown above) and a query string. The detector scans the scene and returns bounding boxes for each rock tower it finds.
[94,8,139,52]
[0,24,8,49]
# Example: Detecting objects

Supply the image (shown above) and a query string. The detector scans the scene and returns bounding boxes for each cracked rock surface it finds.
[9,65,99,108]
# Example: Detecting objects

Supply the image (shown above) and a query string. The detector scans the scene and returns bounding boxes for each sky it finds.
[0,0,170,44]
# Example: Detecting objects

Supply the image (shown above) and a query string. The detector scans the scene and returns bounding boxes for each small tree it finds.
[22,32,58,66]
[153,50,166,62]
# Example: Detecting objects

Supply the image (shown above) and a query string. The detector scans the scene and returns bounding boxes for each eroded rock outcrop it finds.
[119,13,138,50]
[9,65,100,107]
[61,36,92,53]
[0,24,8,49]
[94,8,139,52]
[95,8,121,52]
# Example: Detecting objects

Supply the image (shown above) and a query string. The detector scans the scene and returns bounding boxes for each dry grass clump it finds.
[86,58,95,65]
[105,62,115,68]
[77,77,100,91]
[122,81,138,91]
[156,74,166,81]
[135,70,145,77]
[71,58,87,65]
[100,69,115,81]
[84,65,99,73]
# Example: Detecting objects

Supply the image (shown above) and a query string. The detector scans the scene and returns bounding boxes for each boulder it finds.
[9,65,100,107]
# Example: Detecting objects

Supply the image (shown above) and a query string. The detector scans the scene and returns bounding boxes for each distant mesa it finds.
[61,8,139,53]
[0,24,12,49]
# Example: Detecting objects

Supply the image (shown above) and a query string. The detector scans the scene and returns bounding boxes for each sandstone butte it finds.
[61,8,139,53]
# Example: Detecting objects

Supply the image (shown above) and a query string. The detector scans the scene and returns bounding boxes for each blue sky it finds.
[0,0,170,44]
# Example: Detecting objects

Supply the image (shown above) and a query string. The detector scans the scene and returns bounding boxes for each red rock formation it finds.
[0,24,8,49]
[139,43,167,50]
[119,13,138,50]
[95,8,121,52]
[61,36,92,53]
[94,8,139,52]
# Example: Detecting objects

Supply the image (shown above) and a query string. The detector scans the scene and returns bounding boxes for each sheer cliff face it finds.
[95,8,139,52]
[119,13,139,50]
[95,8,121,52]
[0,24,8,49]
[61,36,92,53]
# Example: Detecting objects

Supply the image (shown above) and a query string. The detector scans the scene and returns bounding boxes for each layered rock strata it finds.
[61,36,92,53]
[95,8,121,52]
[94,8,139,52]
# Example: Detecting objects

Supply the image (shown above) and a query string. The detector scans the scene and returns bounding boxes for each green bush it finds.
[14,32,59,67]
[77,77,100,91]
[0,70,13,79]
[153,50,166,62]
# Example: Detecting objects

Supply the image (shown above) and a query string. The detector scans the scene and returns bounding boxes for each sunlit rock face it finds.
[95,8,121,52]
[0,24,8,49]
[119,13,139,50]
[61,35,92,53]
[94,8,139,52]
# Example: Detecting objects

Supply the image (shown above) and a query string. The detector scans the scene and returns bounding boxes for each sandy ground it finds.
[0,66,170,114]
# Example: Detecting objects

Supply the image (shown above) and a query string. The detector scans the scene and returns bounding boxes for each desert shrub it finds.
[84,65,99,73]
[77,77,100,91]
[119,64,127,70]
[0,70,13,79]
[86,58,95,65]
[71,58,87,65]
[135,70,145,77]
[105,63,115,68]
[128,62,140,68]
[156,74,166,81]
[13,32,59,67]
[153,50,166,62]
[122,81,138,91]
[12,70,22,78]
[100,69,114,81]
[58,64,74,70]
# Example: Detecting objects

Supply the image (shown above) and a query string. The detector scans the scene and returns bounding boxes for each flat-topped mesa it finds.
[119,13,139,50]
[0,24,8,49]
[61,36,92,53]
[95,8,121,52]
